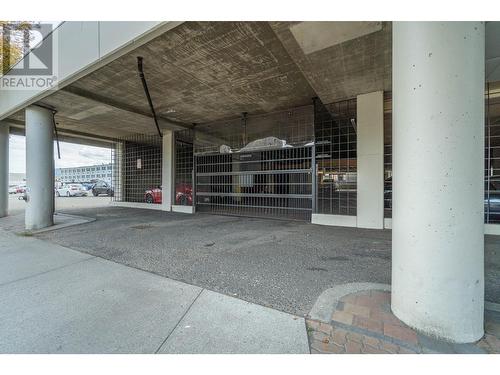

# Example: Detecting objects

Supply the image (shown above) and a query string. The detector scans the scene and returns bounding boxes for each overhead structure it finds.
[0,21,498,343]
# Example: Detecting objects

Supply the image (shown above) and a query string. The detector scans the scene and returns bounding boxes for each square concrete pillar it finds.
[356,91,384,229]
[162,130,174,211]
[112,141,124,201]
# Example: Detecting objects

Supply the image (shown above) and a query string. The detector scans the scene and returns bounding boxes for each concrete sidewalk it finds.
[0,229,309,354]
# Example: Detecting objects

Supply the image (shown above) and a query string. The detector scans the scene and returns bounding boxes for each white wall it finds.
[356,91,384,229]
[311,214,357,227]
[162,131,174,211]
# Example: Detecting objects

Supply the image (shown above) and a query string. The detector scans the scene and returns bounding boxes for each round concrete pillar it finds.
[25,106,54,230]
[0,123,8,218]
[392,22,485,343]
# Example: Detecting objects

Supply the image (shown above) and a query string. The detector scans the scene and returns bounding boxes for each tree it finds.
[0,21,36,75]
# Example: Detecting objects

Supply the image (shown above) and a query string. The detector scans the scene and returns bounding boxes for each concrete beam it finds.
[6,118,117,148]
[57,87,228,147]
[60,86,192,132]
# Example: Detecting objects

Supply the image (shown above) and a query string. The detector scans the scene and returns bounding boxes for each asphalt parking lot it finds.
[7,193,112,216]
[34,205,500,316]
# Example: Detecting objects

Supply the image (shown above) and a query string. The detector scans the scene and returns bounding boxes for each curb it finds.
[307,282,391,322]
[30,213,96,234]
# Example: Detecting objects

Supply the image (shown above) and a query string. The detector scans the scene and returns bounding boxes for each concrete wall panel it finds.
[57,22,100,79]
[356,91,384,229]
[98,22,162,57]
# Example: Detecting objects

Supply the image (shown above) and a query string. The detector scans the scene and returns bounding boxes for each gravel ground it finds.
[35,206,500,316]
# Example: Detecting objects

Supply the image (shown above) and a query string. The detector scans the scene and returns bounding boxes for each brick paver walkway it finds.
[306,290,500,354]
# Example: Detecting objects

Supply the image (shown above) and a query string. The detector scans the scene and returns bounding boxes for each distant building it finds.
[55,163,112,184]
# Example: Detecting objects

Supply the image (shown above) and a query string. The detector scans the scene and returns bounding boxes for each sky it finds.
[9,134,112,173]
[6,22,111,174]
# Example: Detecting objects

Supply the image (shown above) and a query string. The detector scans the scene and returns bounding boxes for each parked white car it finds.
[56,184,87,197]
[8,185,17,194]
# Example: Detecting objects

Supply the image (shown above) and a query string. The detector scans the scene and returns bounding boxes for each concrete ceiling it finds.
[8,89,156,139]
[6,21,492,145]
[269,21,392,104]
[6,21,500,143]
[9,21,334,140]
[71,21,319,121]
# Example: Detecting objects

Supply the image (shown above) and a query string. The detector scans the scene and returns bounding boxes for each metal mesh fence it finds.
[384,86,500,224]
[111,134,162,204]
[383,93,393,218]
[192,105,314,220]
[314,98,357,216]
[486,82,500,224]
[195,146,313,220]
[194,105,314,154]
[104,84,500,226]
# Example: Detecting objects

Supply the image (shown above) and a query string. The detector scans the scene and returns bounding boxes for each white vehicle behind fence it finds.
[8,185,17,194]
[56,184,87,197]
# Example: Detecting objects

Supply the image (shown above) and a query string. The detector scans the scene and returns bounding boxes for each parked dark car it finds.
[91,180,114,197]
[485,184,500,223]
[81,182,95,191]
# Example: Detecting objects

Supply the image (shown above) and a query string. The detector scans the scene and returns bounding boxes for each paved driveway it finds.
[35,206,500,316]
[35,207,393,316]
[0,229,308,354]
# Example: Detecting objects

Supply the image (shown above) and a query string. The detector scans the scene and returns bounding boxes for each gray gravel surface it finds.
[36,206,500,316]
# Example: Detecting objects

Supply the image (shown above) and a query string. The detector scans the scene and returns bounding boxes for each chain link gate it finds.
[194,145,314,221]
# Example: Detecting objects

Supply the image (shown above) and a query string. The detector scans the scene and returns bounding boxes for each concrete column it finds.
[25,106,54,230]
[113,141,124,201]
[162,130,174,211]
[392,22,485,343]
[0,122,9,218]
[356,91,384,229]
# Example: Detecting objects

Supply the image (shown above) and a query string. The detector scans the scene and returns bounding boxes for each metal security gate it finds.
[195,145,313,221]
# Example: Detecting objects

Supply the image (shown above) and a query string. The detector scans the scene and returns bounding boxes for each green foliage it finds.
[0,21,36,75]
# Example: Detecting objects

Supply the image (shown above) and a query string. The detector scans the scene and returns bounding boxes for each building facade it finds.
[55,163,112,184]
